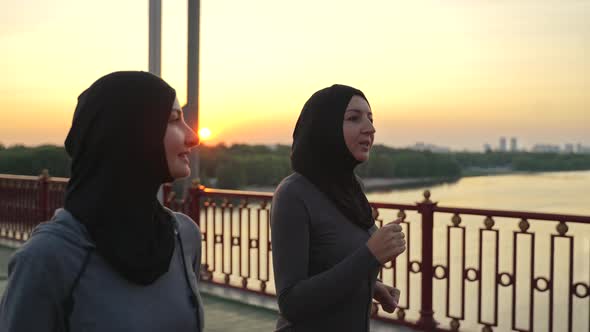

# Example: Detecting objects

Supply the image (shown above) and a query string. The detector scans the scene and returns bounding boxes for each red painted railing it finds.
[1,172,589,332]
[0,172,67,241]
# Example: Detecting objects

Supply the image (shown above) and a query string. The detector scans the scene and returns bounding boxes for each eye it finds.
[346,115,359,122]
[169,111,182,122]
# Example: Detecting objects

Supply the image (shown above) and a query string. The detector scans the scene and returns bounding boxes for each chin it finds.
[171,167,191,180]
[354,153,370,163]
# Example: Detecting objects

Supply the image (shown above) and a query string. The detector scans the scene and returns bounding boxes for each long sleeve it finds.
[271,186,381,323]
[174,212,205,332]
[0,250,61,332]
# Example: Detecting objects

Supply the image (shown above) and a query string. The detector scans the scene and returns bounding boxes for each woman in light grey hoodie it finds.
[0,71,204,332]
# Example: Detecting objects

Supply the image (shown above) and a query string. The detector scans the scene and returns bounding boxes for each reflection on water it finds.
[368,170,590,331]
[367,170,590,216]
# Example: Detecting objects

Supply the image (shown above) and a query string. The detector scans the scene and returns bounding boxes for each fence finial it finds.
[191,178,205,190]
[422,190,432,203]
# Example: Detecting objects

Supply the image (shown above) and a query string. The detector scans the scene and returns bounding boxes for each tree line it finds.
[1,143,590,189]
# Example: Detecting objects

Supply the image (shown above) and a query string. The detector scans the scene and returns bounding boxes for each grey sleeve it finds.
[175,213,205,331]
[192,223,202,279]
[0,250,61,332]
[271,187,381,323]
[175,213,203,278]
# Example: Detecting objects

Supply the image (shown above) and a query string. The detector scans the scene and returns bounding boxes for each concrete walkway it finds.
[201,293,277,331]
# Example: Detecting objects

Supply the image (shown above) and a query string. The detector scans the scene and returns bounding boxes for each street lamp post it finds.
[149,0,164,202]
[186,0,201,192]
[148,0,162,77]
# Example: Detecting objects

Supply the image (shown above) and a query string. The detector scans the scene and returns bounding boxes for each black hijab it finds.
[64,71,176,285]
[291,84,374,230]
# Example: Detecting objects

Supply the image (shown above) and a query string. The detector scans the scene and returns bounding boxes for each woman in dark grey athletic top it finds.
[271,85,406,331]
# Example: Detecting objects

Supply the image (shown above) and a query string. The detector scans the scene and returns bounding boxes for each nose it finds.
[362,118,376,135]
[185,125,199,148]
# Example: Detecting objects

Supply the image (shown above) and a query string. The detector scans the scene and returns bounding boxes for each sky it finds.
[0,0,588,151]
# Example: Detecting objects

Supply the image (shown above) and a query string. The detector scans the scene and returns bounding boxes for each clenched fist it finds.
[367,219,406,265]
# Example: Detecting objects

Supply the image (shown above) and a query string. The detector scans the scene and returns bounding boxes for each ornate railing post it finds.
[38,169,50,221]
[188,178,203,226]
[416,190,438,330]
[190,180,209,280]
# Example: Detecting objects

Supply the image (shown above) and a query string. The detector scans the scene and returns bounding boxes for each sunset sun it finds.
[199,127,212,141]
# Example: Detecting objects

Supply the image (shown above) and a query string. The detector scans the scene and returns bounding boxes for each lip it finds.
[178,152,190,163]
[358,138,372,152]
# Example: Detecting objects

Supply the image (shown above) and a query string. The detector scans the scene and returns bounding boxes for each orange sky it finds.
[1,0,588,150]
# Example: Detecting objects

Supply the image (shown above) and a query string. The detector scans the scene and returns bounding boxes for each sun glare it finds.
[199,127,212,141]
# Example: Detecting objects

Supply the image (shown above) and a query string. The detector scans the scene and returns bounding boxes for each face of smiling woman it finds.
[342,95,375,162]
[163,97,199,179]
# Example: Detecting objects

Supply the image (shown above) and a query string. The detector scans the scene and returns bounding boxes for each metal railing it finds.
[1,172,589,332]
[0,172,67,241]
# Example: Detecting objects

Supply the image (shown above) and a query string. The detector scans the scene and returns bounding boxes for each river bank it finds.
[241,176,457,193]
[240,167,586,193]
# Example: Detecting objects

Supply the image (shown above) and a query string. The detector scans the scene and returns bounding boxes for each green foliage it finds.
[357,146,461,178]
[454,151,516,168]
[216,160,247,189]
[0,145,70,177]
[511,153,590,171]
[1,144,590,189]
[204,144,291,189]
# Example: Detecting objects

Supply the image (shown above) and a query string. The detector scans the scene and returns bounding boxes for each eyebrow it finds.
[345,109,373,116]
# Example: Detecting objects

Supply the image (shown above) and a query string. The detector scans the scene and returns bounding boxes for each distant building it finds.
[564,144,575,154]
[510,137,517,152]
[531,144,560,153]
[576,143,590,154]
[499,137,507,152]
[408,142,451,153]
[483,144,492,153]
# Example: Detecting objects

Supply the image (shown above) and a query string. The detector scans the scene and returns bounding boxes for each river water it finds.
[364,170,590,331]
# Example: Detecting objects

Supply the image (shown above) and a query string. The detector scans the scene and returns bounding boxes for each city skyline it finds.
[1,0,589,150]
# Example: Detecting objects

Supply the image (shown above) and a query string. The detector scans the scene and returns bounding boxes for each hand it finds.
[367,219,406,264]
[373,281,400,313]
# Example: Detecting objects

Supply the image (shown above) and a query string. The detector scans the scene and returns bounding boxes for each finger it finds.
[391,239,406,248]
[382,305,395,313]
[381,294,396,313]
[392,245,406,257]
[382,223,402,232]
[383,231,397,240]
[392,218,404,224]
[392,232,405,240]
[382,284,394,292]
[371,302,379,316]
